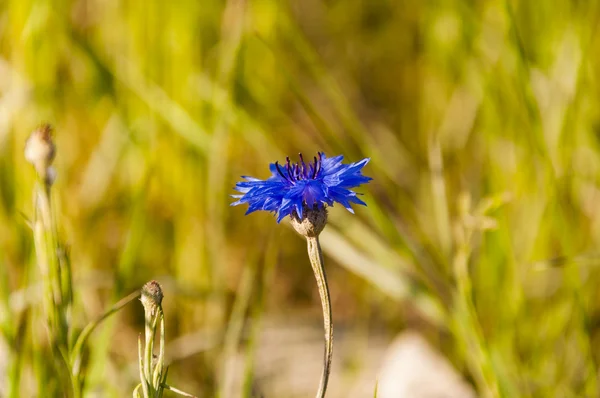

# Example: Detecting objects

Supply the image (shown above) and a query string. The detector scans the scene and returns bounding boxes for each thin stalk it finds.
[32,190,58,338]
[133,383,143,398]
[7,312,27,398]
[306,236,333,398]
[138,335,150,398]
[152,311,165,388]
[162,384,197,397]
[158,367,169,398]
[144,312,158,390]
[71,289,142,377]
[219,257,257,398]
[34,181,74,396]
[38,184,68,342]
[453,235,501,398]
[242,236,278,397]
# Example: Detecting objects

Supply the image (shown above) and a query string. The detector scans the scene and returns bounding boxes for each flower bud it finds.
[141,280,164,317]
[25,124,56,184]
[290,206,328,238]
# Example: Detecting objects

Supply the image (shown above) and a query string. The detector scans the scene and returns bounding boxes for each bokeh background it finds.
[2,0,600,397]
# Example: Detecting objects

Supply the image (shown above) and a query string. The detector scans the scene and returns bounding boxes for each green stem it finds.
[71,290,141,378]
[34,181,73,396]
[453,237,501,398]
[138,335,150,398]
[306,236,333,398]
[152,310,165,389]
[162,384,197,397]
[144,312,158,395]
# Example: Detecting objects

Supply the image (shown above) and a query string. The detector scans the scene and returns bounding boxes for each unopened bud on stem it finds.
[141,280,163,317]
[25,124,56,185]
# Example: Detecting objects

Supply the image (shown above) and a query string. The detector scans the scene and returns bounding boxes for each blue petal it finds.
[276,197,296,222]
[232,153,371,222]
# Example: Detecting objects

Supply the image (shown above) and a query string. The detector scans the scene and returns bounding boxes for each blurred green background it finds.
[2,0,600,396]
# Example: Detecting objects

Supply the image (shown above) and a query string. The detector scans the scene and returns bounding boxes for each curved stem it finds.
[306,236,333,398]
[71,290,141,377]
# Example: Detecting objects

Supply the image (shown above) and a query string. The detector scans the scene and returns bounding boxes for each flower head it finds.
[232,153,371,223]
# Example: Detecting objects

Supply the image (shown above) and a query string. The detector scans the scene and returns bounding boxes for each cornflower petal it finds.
[232,153,371,222]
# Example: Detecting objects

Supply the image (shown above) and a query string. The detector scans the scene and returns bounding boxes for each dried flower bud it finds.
[141,280,164,317]
[25,124,56,184]
[290,206,328,238]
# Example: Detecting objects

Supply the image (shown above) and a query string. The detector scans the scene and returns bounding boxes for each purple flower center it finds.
[275,152,323,183]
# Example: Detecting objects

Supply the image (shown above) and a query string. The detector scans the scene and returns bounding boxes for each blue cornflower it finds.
[232,153,371,222]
